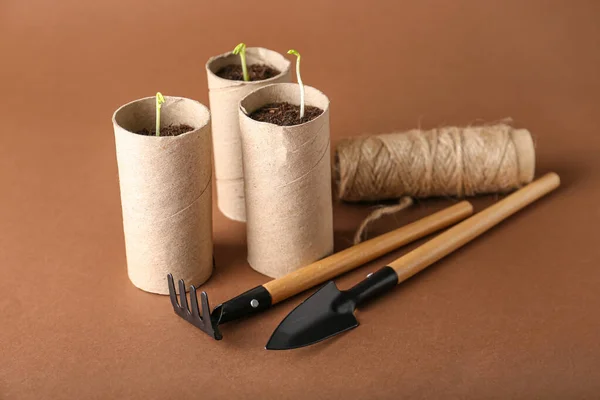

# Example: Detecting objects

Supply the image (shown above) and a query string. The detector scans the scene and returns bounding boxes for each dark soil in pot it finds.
[216,64,280,81]
[249,102,323,126]
[136,124,194,137]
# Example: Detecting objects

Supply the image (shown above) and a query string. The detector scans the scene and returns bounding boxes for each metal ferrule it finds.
[211,286,273,325]
[343,266,399,308]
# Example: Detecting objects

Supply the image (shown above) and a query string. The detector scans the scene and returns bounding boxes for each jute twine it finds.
[335,123,535,244]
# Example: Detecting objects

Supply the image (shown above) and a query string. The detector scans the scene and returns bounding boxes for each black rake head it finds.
[167,274,223,340]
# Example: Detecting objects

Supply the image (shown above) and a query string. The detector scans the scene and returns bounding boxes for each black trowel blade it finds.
[266,281,359,350]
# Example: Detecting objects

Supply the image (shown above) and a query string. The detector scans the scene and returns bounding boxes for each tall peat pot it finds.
[112,96,213,294]
[206,47,291,222]
[239,83,334,278]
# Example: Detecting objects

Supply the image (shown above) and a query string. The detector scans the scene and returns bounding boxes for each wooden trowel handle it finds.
[388,172,560,283]
[264,201,474,303]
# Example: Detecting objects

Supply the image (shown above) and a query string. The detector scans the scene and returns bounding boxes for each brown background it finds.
[1,0,599,398]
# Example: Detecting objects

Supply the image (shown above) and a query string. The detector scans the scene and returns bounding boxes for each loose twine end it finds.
[353,196,414,245]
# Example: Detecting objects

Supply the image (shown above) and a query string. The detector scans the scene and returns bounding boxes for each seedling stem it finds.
[233,43,250,82]
[155,92,165,136]
[287,49,305,119]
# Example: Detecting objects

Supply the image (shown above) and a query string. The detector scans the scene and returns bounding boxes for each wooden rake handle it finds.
[388,172,560,282]
[264,201,474,303]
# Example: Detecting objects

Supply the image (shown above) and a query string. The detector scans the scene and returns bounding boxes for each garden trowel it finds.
[266,173,560,350]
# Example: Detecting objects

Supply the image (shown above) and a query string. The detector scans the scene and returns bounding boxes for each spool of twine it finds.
[335,124,535,243]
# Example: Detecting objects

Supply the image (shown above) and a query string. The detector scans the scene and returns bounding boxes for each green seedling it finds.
[233,43,250,82]
[287,49,305,119]
[155,92,165,136]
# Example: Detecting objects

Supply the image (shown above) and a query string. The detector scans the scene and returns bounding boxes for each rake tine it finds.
[178,279,189,314]
[200,291,222,340]
[200,291,212,323]
[189,285,201,318]
[167,274,179,310]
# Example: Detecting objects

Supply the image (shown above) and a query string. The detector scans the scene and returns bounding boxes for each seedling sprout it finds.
[155,92,165,136]
[287,49,304,119]
[233,43,250,82]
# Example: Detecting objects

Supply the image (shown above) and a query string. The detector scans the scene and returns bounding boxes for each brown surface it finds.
[216,64,281,81]
[1,0,599,398]
[250,102,324,125]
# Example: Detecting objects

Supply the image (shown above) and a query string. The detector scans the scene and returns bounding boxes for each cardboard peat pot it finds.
[239,83,334,278]
[206,47,291,222]
[112,96,213,294]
